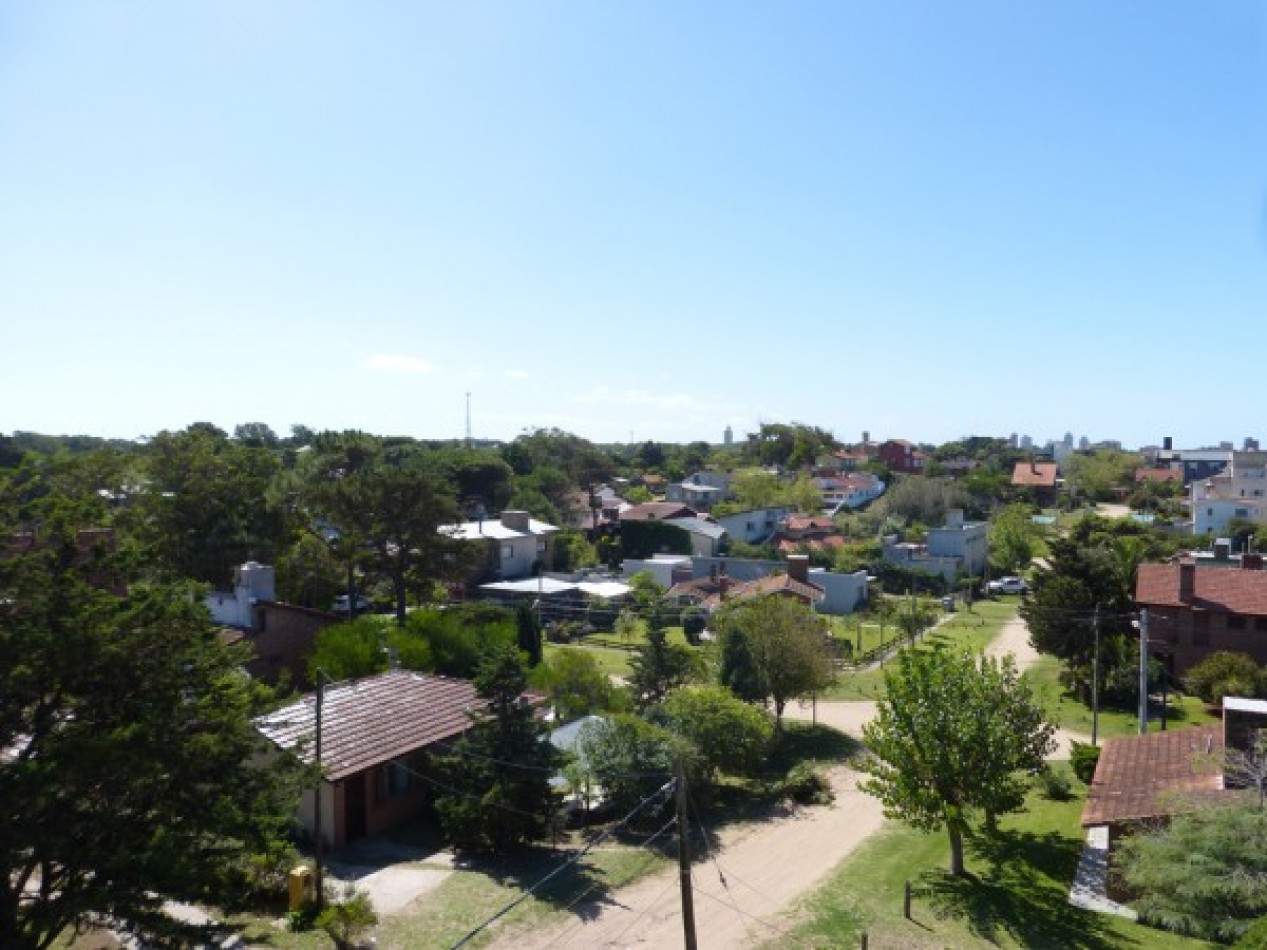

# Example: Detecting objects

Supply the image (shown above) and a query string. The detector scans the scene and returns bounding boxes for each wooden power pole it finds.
[675,757,698,950]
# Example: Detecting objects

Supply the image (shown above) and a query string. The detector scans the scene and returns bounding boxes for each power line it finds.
[449,779,675,949]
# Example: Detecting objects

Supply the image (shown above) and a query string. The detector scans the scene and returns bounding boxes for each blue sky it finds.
[1,2,1264,449]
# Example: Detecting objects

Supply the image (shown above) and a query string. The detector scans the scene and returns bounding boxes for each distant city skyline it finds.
[3,3,1264,448]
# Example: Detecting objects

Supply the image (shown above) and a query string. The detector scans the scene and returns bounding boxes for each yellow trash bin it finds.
[288,865,313,911]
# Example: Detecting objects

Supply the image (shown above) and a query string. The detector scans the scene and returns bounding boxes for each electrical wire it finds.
[543,815,678,948]
[448,778,675,949]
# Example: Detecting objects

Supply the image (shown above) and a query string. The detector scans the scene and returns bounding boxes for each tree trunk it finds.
[774,697,786,730]
[948,822,965,876]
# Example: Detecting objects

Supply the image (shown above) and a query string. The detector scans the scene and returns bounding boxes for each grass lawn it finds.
[1024,653,1219,740]
[771,768,1217,950]
[542,641,634,678]
[822,601,1019,701]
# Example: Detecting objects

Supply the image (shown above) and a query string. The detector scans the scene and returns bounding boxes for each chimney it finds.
[787,554,809,584]
[1179,561,1196,602]
[1243,553,1264,571]
[500,510,531,532]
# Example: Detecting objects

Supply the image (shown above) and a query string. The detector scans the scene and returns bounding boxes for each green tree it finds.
[531,648,625,722]
[713,597,834,727]
[1185,651,1266,705]
[434,645,560,853]
[299,437,466,626]
[576,714,678,820]
[988,503,1042,575]
[405,605,516,679]
[1063,449,1143,503]
[275,532,345,609]
[1117,804,1267,943]
[516,604,543,667]
[627,627,700,710]
[0,522,303,948]
[662,685,774,777]
[316,884,378,950]
[860,649,1055,876]
[137,423,286,584]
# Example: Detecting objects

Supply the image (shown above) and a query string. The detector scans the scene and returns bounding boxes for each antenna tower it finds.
[465,392,472,447]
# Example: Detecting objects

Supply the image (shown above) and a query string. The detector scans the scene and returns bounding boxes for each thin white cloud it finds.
[505,369,531,380]
[361,354,436,374]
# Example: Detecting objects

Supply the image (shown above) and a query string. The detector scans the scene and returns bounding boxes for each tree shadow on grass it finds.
[916,829,1143,950]
[453,846,630,922]
[766,720,864,773]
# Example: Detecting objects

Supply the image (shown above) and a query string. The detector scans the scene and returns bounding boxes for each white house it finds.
[441,510,559,581]
[715,506,794,545]
[927,509,988,576]
[1192,452,1267,535]
[206,561,276,628]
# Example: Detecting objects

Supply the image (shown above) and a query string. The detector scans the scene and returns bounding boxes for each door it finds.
[344,772,367,841]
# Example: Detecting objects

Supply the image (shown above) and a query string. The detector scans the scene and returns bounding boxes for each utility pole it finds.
[1091,605,1100,746]
[675,757,698,950]
[313,670,326,910]
[1138,608,1149,736]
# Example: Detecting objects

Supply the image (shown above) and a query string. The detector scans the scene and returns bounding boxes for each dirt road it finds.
[485,761,884,949]
[984,613,1091,757]
[482,612,1071,949]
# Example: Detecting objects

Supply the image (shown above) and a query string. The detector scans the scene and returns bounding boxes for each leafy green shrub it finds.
[1070,741,1101,785]
[1035,764,1074,800]
[681,606,707,645]
[781,762,834,805]
[1234,916,1267,948]
[316,884,378,949]
[286,899,318,932]
[1185,651,1266,705]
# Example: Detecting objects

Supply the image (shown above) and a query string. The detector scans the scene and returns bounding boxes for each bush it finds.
[286,900,318,932]
[316,884,378,950]
[681,607,707,645]
[1035,764,1074,801]
[1070,741,1101,785]
[1234,916,1267,949]
[1185,651,1266,706]
[780,762,834,805]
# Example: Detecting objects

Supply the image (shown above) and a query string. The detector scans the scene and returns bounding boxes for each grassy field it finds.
[822,600,1019,701]
[1024,653,1219,740]
[769,767,1216,950]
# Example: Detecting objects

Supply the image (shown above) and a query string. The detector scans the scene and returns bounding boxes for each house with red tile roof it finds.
[256,669,503,847]
[1011,461,1060,506]
[696,555,826,611]
[1135,559,1267,675]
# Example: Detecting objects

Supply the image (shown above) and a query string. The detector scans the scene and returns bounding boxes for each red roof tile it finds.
[1081,726,1235,826]
[255,670,484,781]
[1011,462,1059,488]
[1137,563,1267,616]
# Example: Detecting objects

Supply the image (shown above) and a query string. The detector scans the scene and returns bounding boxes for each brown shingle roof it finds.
[255,670,482,781]
[1081,726,1234,827]
[1011,462,1059,488]
[1137,563,1267,617]
[620,502,698,521]
[702,573,825,610]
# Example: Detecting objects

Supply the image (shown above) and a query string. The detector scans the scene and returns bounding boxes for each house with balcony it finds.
[1191,451,1267,536]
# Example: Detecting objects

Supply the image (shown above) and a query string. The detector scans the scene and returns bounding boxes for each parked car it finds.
[332,594,371,614]
[987,576,1028,595]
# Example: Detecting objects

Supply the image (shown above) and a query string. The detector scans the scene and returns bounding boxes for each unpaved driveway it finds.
[485,765,884,949]
[985,614,1091,757]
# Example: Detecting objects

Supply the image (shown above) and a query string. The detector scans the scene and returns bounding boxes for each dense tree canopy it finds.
[0,519,302,948]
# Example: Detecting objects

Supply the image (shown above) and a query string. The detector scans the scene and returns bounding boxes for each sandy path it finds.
[485,763,884,949]
[985,613,1091,757]
[482,613,1070,949]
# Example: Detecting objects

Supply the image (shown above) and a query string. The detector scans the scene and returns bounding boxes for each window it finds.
[380,756,420,800]
[1193,612,1210,646]
[501,544,513,559]
[1256,617,1267,632]
[1227,614,1247,630]
[537,539,547,553]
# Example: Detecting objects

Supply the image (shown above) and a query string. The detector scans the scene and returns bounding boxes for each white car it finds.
[987,576,1029,595]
